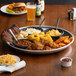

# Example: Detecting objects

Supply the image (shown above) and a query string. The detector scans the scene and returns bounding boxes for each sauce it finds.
[62,58,71,62]
[16,39,32,47]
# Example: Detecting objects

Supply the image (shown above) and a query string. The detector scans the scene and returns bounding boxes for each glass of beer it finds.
[27,2,36,21]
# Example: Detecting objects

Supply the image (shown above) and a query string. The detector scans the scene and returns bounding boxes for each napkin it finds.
[0,60,26,73]
[72,8,76,20]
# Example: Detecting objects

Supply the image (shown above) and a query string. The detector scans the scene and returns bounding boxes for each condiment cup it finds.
[60,57,73,67]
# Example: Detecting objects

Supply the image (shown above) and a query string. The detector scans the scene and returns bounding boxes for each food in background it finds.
[46,29,61,36]
[7,3,15,10]
[7,3,15,13]
[0,54,17,65]
[6,8,15,13]
[6,2,27,13]
[13,2,27,13]
[25,28,41,34]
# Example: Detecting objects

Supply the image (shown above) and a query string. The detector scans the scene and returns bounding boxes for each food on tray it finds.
[69,37,73,41]
[46,29,61,36]
[27,32,53,42]
[31,41,44,50]
[26,39,59,50]
[58,43,66,47]
[26,36,73,50]
[2,30,13,43]
[25,28,42,34]
[0,54,17,65]
[10,25,20,34]
[2,25,20,43]
[15,31,28,39]
[15,28,42,39]
[55,36,72,44]
[2,25,73,50]
[6,2,27,13]
[15,39,32,47]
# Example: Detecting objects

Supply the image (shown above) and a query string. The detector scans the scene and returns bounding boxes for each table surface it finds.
[0,4,76,76]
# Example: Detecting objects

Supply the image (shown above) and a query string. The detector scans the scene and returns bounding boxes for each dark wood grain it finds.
[1,0,76,5]
[0,5,76,76]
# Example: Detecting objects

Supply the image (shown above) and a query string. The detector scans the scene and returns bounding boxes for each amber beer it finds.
[27,2,36,21]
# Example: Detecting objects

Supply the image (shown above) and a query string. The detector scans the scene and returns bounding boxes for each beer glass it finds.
[27,2,36,21]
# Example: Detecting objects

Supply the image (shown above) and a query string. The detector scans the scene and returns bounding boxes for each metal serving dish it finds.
[45,27,64,41]
[5,26,74,54]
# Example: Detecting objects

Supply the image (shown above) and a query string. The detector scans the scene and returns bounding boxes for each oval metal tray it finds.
[6,26,74,54]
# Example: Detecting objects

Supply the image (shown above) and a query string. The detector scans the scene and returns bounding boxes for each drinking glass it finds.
[27,2,36,21]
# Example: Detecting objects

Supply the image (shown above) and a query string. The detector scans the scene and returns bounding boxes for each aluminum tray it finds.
[6,26,74,54]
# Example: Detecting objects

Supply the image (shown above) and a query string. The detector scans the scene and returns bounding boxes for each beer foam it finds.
[27,5,36,9]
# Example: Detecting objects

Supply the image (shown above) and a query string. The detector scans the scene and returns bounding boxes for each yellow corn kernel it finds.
[34,37,40,42]
[46,34,53,42]
[47,37,53,42]
[28,35,35,40]
[45,34,50,37]
[34,33,39,37]
[41,36,47,40]
[39,32,45,36]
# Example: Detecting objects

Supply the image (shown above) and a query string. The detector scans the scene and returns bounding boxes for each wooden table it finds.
[0,5,76,76]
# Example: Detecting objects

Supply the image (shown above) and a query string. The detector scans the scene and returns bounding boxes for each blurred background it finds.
[1,0,76,4]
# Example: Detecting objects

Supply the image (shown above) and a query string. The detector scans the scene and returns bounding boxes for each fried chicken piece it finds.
[40,38,50,46]
[58,43,66,47]
[48,42,59,48]
[26,46,33,50]
[31,43,36,50]
[44,46,52,50]
[32,41,44,50]
[40,38,59,48]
